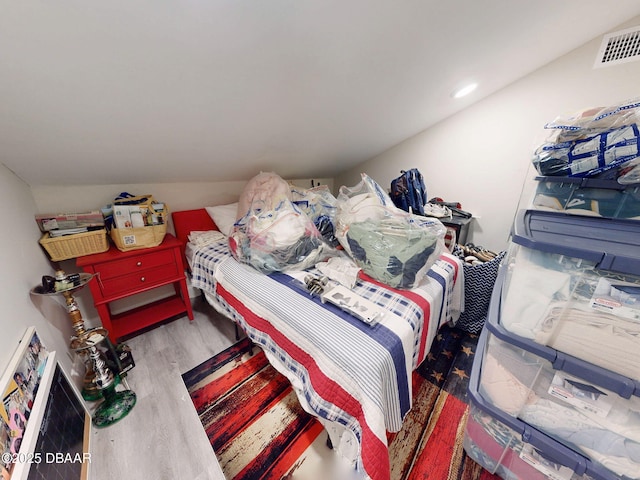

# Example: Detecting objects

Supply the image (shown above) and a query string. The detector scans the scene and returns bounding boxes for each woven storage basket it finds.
[39,228,110,261]
[452,246,506,334]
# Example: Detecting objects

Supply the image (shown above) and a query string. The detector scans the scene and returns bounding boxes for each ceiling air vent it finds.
[594,26,640,68]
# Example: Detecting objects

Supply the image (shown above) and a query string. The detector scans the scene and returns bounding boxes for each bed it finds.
[172,207,464,480]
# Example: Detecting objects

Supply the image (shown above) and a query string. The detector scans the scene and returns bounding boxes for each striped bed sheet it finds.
[190,237,463,480]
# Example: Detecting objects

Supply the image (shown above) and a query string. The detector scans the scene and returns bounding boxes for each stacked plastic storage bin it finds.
[463,184,640,479]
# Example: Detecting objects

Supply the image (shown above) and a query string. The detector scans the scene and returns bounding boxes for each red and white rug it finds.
[182,326,499,480]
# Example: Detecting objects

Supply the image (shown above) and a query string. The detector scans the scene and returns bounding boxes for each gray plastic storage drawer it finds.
[499,209,640,382]
[531,176,640,220]
[475,328,640,479]
[468,328,637,480]
[465,402,598,480]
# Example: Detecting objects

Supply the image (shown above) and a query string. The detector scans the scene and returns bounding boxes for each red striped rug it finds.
[183,334,499,480]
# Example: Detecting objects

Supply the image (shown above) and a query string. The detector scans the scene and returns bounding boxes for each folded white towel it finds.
[188,230,225,247]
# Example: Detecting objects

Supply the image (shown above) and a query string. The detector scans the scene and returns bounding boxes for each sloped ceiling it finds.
[2,0,640,186]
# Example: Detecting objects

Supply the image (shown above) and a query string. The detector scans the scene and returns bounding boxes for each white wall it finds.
[30,177,335,215]
[0,164,78,385]
[336,17,640,251]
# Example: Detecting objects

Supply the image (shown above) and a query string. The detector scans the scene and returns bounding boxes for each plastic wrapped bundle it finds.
[291,185,339,247]
[229,172,335,273]
[533,98,640,178]
[335,174,445,289]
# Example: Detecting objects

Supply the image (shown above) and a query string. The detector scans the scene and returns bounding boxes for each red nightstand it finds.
[76,233,194,343]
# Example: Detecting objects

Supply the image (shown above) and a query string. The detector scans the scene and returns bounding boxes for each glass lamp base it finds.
[92,388,137,428]
[82,386,103,402]
[82,373,121,402]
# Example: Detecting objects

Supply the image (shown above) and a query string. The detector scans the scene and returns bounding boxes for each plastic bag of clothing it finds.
[335,174,446,289]
[291,185,339,247]
[533,98,640,178]
[235,171,292,220]
[229,172,334,273]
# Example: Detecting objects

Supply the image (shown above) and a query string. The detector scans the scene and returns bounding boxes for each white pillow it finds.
[205,203,239,237]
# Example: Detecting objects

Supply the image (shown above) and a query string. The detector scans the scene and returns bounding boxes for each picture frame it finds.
[0,327,90,480]
[0,327,50,480]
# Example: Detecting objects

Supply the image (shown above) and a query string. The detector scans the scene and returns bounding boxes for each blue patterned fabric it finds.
[455,250,505,334]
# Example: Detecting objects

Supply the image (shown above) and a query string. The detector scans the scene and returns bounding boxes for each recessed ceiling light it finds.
[451,83,477,99]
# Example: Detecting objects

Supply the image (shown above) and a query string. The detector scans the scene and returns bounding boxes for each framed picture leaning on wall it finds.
[0,327,91,480]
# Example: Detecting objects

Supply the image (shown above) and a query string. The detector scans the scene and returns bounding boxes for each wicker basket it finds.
[39,228,110,261]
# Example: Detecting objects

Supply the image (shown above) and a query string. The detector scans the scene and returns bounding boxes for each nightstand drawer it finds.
[99,263,179,297]
[97,249,175,279]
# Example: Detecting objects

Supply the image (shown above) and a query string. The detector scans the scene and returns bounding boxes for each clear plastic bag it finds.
[618,158,640,184]
[544,99,640,140]
[335,174,446,289]
[229,173,335,273]
[533,98,640,178]
[291,185,339,247]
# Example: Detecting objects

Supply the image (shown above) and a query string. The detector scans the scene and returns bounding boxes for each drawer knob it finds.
[140,277,145,282]
[136,261,142,267]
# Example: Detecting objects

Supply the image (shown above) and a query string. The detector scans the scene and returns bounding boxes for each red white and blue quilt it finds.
[190,237,463,480]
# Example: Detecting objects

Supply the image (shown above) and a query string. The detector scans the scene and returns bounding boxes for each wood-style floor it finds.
[88,296,233,480]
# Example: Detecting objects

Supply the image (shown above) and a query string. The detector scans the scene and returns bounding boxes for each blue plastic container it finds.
[498,209,640,384]
[467,326,636,480]
[531,176,640,221]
